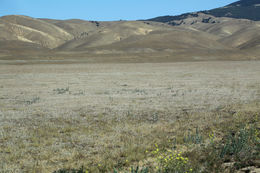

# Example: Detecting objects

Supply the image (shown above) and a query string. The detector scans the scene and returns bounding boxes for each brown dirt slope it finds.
[0,14,259,62]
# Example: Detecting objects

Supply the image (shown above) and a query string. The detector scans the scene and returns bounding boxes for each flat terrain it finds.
[0,61,260,172]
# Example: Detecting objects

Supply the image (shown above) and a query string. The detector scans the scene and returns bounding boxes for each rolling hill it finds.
[0,0,259,62]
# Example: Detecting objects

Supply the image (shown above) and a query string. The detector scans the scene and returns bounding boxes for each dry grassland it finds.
[0,61,260,172]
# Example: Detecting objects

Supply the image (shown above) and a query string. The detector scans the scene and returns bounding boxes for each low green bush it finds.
[53,166,85,173]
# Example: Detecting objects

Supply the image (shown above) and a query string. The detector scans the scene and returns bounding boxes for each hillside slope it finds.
[147,0,260,23]
[0,0,259,62]
[0,15,73,49]
[204,0,260,21]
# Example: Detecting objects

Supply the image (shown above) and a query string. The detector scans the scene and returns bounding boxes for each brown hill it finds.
[54,20,174,50]
[0,15,73,48]
[0,14,259,62]
[162,13,260,50]
[86,28,225,52]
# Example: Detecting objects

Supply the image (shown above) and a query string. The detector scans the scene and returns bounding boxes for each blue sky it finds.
[0,0,237,21]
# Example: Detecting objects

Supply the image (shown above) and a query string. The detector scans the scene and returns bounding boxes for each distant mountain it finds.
[147,0,260,23]
[204,0,260,21]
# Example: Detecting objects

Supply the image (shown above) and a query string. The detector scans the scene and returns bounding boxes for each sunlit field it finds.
[0,61,259,172]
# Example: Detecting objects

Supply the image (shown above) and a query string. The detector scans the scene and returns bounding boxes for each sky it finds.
[0,0,238,21]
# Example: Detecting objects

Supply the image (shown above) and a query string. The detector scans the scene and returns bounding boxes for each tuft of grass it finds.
[53,87,70,94]
[25,96,40,105]
[114,166,149,173]
[53,166,85,173]
[219,125,259,169]
[183,127,203,145]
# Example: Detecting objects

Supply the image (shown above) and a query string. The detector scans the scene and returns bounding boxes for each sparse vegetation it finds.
[1,0,260,172]
[0,62,259,173]
[53,166,85,173]
[183,127,203,145]
[53,87,70,94]
[110,108,259,173]
[52,106,259,173]
[113,166,149,173]
[25,96,40,105]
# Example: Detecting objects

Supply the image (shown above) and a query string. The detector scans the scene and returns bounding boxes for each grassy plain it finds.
[0,61,259,172]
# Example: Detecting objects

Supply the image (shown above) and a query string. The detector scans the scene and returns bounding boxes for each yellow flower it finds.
[190,168,193,172]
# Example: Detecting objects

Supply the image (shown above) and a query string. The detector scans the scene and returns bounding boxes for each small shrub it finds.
[196,124,260,172]
[26,96,40,105]
[219,125,259,169]
[53,87,70,94]
[151,144,194,173]
[183,127,203,145]
[114,166,149,173]
[53,166,85,173]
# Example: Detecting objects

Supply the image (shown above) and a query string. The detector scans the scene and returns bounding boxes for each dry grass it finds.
[0,61,260,172]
